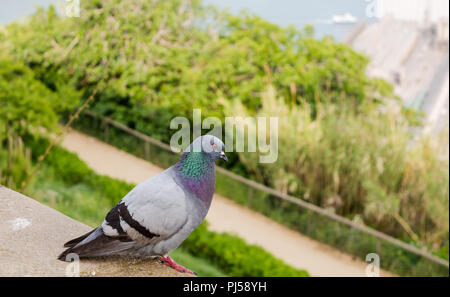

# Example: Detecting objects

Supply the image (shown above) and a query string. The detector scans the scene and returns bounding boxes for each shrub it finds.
[183,222,309,277]
[45,146,93,185]
[0,54,60,141]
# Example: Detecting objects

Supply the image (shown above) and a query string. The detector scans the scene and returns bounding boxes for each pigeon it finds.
[58,135,227,274]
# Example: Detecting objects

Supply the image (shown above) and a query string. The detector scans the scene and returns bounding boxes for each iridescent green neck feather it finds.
[175,151,216,208]
[177,152,211,179]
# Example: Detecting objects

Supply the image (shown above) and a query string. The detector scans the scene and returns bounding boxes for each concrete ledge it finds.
[0,186,189,277]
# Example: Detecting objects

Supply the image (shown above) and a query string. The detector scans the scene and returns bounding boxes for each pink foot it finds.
[157,255,196,275]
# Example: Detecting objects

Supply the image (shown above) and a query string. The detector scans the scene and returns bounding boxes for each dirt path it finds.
[61,130,392,277]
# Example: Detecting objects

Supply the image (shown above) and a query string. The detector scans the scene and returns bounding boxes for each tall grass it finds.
[227,85,449,251]
[0,136,32,191]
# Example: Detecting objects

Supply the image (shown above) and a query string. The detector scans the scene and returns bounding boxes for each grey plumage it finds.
[58,135,227,262]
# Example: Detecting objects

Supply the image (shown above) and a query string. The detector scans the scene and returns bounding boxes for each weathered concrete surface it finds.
[0,186,188,277]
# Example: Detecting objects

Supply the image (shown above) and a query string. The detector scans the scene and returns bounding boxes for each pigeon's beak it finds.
[219,151,228,162]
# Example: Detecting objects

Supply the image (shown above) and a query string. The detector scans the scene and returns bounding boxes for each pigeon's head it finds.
[186,135,228,162]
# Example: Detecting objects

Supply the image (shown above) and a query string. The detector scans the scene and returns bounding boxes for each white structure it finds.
[346,2,449,134]
[376,0,449,25]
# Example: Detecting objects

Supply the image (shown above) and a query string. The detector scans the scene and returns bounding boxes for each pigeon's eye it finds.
[211,143,217,150]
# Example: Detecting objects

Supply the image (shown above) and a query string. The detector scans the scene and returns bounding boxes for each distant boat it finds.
[332,13,357,24]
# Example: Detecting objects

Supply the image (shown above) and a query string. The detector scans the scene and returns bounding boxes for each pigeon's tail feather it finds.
[63,229,96,248]
[58,227,136,261]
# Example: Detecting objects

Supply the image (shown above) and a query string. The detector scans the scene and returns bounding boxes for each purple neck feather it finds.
[174,152,216,209]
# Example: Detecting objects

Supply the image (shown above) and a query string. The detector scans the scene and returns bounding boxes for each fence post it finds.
[248,187,254,208]
[376,238,382,256]
[144,140,150,160]
[104,121,109,142]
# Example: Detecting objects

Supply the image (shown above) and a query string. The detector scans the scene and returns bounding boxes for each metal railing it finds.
[76,109,449,273]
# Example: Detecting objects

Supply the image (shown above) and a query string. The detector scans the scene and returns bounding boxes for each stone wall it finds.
[0,186,188,277]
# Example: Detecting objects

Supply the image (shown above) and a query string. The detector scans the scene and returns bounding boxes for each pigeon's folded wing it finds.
[103,169,188,242]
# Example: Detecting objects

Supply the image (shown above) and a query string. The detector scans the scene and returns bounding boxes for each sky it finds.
[1,0,448,40]
[0,0,375,40]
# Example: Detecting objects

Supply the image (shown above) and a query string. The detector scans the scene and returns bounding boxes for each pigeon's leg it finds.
[157,255,196,275]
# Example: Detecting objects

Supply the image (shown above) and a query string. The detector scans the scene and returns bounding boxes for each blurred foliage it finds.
[0,53,59,141]
[170,248,228,277]
[226,86,449,251]
[182,222,309,276]
[3,0,398,141]
[436,241,449,261]
[0,136,32,190]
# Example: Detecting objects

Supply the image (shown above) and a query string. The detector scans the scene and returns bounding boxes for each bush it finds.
[0,54,60,141]
[183,222,309,277]
[45,146,92,185]
[26,137,133,198]
[88,174,134,204]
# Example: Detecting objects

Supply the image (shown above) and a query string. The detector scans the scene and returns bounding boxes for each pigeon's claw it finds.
[157,255,196,275]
